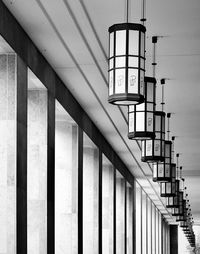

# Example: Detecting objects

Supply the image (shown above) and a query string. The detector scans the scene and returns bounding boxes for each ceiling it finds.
[3,0,200,225]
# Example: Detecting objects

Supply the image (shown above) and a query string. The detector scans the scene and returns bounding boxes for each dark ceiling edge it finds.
[0,0,135,185]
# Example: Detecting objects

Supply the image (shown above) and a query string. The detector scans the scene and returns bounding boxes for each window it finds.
[83,134,99,254]
[102,155,114,254]
[55,101,78,254]
[27,69,47,254]
[116,171,125,254]
[0,41,16,254]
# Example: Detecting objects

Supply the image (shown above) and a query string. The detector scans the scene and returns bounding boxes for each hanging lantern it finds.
[128,77,156,139]
[160,163,176,197]
[171,191,184,216]
[108,23,146,105]
[176,200,187,222]
[141,111,165,162]
[166,178,180,208]
[152,140,172,182]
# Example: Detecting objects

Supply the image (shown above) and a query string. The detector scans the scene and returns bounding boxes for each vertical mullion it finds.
[47,92,55,254]
[99,152,102,254]
[113,168,116,254]
[78,127,83,254]
[125,181,127,254]
[17,56,27,254]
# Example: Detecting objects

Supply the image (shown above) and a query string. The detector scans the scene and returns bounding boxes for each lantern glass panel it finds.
[142,142,145,156]
[129,30,139,55]
[128,69,138,93]
[109,32,114,57]
[136,103,145,111]
[115,69,125,93]
[166,183,171,193]
[155,115,161,132]
[158,164,164,177]
[140,71,145,95]
[140,32,145,57]
[165,165,170,177]
[147,113,153,132]
[147,103,153,111]
[128,57,138,67]
[147,82,153,101]
[136,112,144,131]
[129,113,134,132]
[116,30,126,55]
[146,140,152,156]
[116,57,126,68]
[154,140,160,156]
[109,71,114,95]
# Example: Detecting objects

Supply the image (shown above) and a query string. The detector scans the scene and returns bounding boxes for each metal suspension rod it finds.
[126,0,130,23]
[176,153,179,179]
[161,79,165,112]
[140,0,147,25]
[167,113,171,140]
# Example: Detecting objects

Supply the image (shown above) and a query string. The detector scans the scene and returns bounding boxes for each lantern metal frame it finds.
[128,76,156,140]
[152,140,172,182]
[141,111,165,162]
[108,23,146,105]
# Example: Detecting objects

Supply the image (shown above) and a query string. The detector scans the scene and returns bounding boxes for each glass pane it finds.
[129,30,139,55]
[126,184,133,254]
[140,32,145,57]
[116,30,126,55]
[154,140,160,156]
[147,112,153,132]
[109,32,114,58]
[155,115,161,132]
[136,112,145,131]
[147,103,153,111]
[136,102,145,111]
[146,140,152,156]
[140,58,145,70]
[116,171,125,254]
[83,134,99,254]
[128,56,138,68]
[116,56,126,68]
[27,69,47,254]
[0,51,16,254]
[55,101,78,254]
[128,69,138,93]
[102,155,114,254]
[147,82,153,102]
[115,69,125,94]
[158,164,164,177]
[109,71,114,96]
[142,191,147,254]
[128,111,135,132]
[136,183,142,254]
[140,71,145,95]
